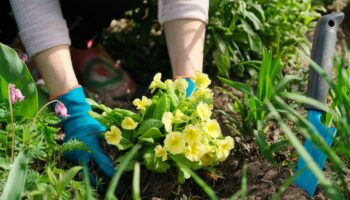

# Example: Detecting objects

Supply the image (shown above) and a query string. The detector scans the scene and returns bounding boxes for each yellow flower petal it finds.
[133,96,152,110]
[149,73,163,93]
[185,142,205,162]
[173,110,188,123]
[162,112,173,133]
[105,126,122,146]
[194,72,211,89]
[154,145,168,161]
[121,117,138,130]
[173,78,188,94]
[203,119,221,138]
[196,102,212,121]
[215,136,234,161]
[183,124,202,145]
[164,132,186,154]
[200,153,216,166]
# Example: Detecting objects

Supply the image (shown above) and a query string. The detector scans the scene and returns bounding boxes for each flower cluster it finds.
[8,83,25,104]
[99,72,234,177]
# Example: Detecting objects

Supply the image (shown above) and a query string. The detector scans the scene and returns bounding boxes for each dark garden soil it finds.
[76,3,350,199]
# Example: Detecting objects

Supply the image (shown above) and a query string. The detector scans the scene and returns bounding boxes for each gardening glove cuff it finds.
[184,78,195,97]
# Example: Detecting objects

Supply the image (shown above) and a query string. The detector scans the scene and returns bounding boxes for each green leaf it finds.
[112,108,141,121]
[47,167,58,186]
[143,148,170,173]
[245,11,262,30]
[88,111,110,127]
[139,127,163,140]
[136,119,163,137]
[0,150,29,200]
[152,91,170,120]
[219,77,257,100]
[58,166,82,196]
[254,130,276,164]
[177,169,186,184]
[170,154,202,170]
[83,165,95,200]
[0,43,38,118]
[139,137,154,144]
[117,138,134,151]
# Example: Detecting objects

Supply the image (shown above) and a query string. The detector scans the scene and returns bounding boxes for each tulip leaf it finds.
[0,43,38,118]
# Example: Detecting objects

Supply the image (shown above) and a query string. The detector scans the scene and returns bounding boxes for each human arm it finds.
[9,0,115,182]
[158,0,209,79]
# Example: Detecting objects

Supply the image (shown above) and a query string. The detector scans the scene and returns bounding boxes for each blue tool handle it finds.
[306,12,344,110]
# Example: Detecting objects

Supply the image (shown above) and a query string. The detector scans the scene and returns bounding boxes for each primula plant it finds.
[90,72,234,182]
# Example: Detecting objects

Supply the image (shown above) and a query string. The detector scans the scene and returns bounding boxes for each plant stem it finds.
[32,100,60,126]
[8,95,14,161]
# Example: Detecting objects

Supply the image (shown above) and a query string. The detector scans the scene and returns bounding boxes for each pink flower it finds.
[8,84,25,104]
[55,101,69,118]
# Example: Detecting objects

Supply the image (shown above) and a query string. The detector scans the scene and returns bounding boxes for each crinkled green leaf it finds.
[143,148,170,173]
[117,138,134,151]
[152,91,170,120]
[139,127,163,140]
[136,119,163,137]
[112,108,141,121]
[88,110,111,127]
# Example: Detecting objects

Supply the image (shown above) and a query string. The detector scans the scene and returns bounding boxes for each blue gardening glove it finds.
[56,86,114,184]
[184,78,195,97]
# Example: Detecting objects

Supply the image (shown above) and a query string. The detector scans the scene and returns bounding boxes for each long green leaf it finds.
[57,166,82,196]
[266,101,342,199]
[0,150,29,200]
[83,165,94,200]
[171,155,219,200]
[105,144,141,200]
[132,162,141,200]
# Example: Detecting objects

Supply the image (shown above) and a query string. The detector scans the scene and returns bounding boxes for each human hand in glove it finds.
[56,86,114,186]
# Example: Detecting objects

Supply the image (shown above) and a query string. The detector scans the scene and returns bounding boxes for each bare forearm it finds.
[33,45,78,98]
[164,19,206,78]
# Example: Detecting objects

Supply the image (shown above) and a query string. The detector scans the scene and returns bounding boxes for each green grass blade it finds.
[105,144,141,200]
[83,165,94,200]
[132,162,141,200]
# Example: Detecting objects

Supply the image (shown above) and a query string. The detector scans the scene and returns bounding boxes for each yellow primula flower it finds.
[192,88,214,99]
[133,96,152,110]
[154,145,168,161]
[173,110,188,123]
[149,73,163,93]
[121,117,138,130]
[185,142,205,162]
[193,72,211,89]
[105,126,122,146]
[173,78,188,94]
[183,124,202,145]
[196,102,212,121]
[164,132,186,154]
[200,152,216,166]
[215,136,234,161]
[164,79,173,87]
[203,119,221,138]
[162,112,173,132]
